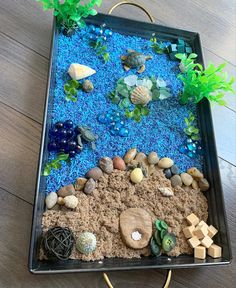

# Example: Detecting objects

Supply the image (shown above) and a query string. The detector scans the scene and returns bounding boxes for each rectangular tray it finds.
[29,13,232,273]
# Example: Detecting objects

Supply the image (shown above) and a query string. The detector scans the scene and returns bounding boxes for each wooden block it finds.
[193,224,208,239]
[201,235,213,248]
[194,245,206,259]
[208,225,218,238]
[186,213,199,226]
[187,236,201,248]
[183,225,195,239]
[199,220,208,229]
[207,244,222,258]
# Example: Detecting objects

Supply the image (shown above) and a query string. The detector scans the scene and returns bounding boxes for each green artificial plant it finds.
[43,153,69,176]
[150,37,166,54]
[175,53,235,105]
[90,38,110,62]
[64,79,82,102]
[37,0,102,33]
[184,112,200,141]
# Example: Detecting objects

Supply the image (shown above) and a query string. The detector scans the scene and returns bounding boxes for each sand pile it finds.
[41,167,208,261]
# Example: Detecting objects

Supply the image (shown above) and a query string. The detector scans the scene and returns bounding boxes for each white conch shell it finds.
[130,86,152,106]
[68,63,96,80]
[158,187,174,197]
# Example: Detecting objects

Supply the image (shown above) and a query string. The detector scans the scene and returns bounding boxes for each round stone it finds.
[57,184,75,198]
[187,167,204,179]
[147,151,159,165]
[84,178,96,195]
[113,156,126,171]
[164,168,172,179]
[124,148,137,164]
[82,80,94,93]
[180,173,193,186]
[76,232,96,254]
[198,178,210,191]
[64,195,78,209]
[130,168,143,184]
[135,152,147,163]
[85,167,103,180]
[170,165,180,175]
[192,179,199,189]
[170,175,182,188]
[119,208,152,249]
[158,157,174,169]
[99,157,114,174]
[74,178,87,191]
[45,192,58,209]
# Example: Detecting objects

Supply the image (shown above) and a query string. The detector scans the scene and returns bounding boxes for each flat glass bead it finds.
[98,114,107,124]
[187,143,197,151]
[186,138,193,144]
[119,127,129,137]
[179,145,188,153]
[95,28,103,35]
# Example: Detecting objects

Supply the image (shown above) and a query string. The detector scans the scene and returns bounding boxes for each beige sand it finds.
[41,167,208,261]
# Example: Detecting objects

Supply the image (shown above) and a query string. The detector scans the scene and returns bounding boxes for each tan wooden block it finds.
[207,244,222,258]
[186,213,199,226]
[198,220,208,230]
[194,245,206,259]
[183,225,195,239]
[193,224,208,239]
[201,235,213,248]
[187,236,201,248]
[208,225,218,238]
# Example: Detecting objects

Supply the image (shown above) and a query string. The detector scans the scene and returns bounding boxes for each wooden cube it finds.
[199,220,208,230]
[194,245,206,260]
[207,244,222,258]
[187,236,201,248]
[208,225,218,238]
[201,235,213,248]
[186,213,199,226]
[183,225,195,239]
[193,224,208,239]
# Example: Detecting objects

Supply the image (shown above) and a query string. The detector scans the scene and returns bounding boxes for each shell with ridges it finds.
[131,86,152,106]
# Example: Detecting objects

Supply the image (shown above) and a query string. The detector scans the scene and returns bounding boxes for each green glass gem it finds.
[155,219,162,231]
[154,230,162,246]
[160,229,167,240]
[160,220,168,230]
[150,237,161,257]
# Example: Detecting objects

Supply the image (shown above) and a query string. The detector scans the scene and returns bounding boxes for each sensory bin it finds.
[40,24,222,262]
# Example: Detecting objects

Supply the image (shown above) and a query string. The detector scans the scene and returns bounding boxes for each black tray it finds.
[29,13,232,274]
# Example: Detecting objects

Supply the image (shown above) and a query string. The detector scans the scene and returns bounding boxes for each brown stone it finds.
[134,152,147,163]
[113,156,126,171]
[99,157,114,174]
[86,167,103,180]
[170,175,182,188]
[84,178,96,195]
[57,184,75,197]
[181,173,193,186]
[147,151,159,165]
[119,208,152,249]
[187,167,204,179]
[199,178,210,191]
[192,179,199,190]
[124,148,137,164]
[74,178,87,191]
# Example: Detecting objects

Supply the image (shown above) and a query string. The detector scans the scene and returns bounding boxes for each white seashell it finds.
[68,63,96,80]
[130,86,152,106]
[158,187,174,197]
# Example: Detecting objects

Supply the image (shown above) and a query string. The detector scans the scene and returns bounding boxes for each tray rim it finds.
[29,13,232,274]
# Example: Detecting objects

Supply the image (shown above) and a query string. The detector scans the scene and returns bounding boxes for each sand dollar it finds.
[119,208,152,249]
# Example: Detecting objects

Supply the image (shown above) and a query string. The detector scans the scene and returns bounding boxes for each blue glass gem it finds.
[98,114,107,124]
[68,141,77,151]
[69,150,76,158]
[187,143,197,151]
[186,138,193,144]
[95,28,103,35]
[66,129,74,139]
[55,121,64,129]
[89,34,97,41]
[57,129,67,139]
[109,122,116,128]
[49,127,58,137]
[179,145,188,154]
[75,145,82,154]
[64,120,73,129]
[104,29,112,37]
[102,36,107,41]
[197,146,203,155]
[48,141,58,152]
[105,113,114,122]
[59,139,67,148]
[187,151,196,158]
[119,127,129,137]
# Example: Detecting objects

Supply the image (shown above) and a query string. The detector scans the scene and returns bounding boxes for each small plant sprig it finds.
[64,79,82,102]
[176,53,235,105]
[37,0,102,34]
[125,105,150,123]
[184,112,200,141]
[150,37,167,54]
[43,153,69,176]
[90,38,110,62]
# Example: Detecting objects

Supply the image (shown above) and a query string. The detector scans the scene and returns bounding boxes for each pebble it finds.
[164,168,172,179]
[130,168,143,184]
[113,156,126,170]
[158,157,174,169]
[124,148,137,164]
[57,197,65,205]
[82,80,94,92]
[170,175,182,188]
[57,184,75,197]
[135,152,147,163]
[192,179,199,189]
[170,165,180,175]
[198,178,210,191]
[76,232,97,254]
[86,167,103,180]
[181,173,193,186]
[64,195,78,209]
[45,192,58,209]
[84,178,96,194]
[74,178,87,191]
[147,151,159,165]
[99,157,114,174]
[158,187,174,197]
[187,167,204,179]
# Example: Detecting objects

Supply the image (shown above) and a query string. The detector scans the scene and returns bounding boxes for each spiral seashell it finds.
[158,187,174,197]
[130,86,152,106]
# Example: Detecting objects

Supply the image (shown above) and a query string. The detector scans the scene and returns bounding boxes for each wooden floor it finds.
[0,0,235,287]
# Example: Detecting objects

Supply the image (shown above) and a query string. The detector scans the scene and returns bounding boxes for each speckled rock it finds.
[84,178,96,195]
[82,80,94,93]
[181,173,193,186]
[74,178,87,191]
[45,192,58,209]
[192,179,199,189]
[170,175,182,188]
[113,156,126,171]
[198,178,210,191]
[86,167,103,180]
[130,168,143,184]
[99,157,114,174]
[147,152,159,165]
[124,148,137,164]
[64,195,78,209]
[135,152,147,163]
[76,232,96,254]
[57,184,75,197]
[187,167,204,179]
[158,157,174,169]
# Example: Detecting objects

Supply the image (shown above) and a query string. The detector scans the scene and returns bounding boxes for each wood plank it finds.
[0,158,234,287]
[0,32,47,123]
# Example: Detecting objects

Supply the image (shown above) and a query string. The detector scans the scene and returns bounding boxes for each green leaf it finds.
[133,114,142,123]
[69,87,77,96]
[125,109,133,118]
[141,107,150,116]
[57,153,69,161]
[42,165,51,176]
[191,134,200,141]
[119,98,130,108]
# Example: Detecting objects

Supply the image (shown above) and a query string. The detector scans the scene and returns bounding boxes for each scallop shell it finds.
[131,86,152,106]
[158,187,174,197]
